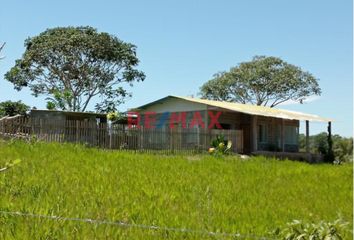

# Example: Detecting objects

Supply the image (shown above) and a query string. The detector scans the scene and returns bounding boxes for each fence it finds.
[0,116,243,153]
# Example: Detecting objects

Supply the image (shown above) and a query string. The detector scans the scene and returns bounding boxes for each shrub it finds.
[209,135,232,156]
[107,112,125,122]
[272,218,350,240]
[299,133,353,163]
[0,100,30,117]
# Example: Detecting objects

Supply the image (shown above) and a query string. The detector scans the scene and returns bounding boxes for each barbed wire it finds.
[0,210,273,239]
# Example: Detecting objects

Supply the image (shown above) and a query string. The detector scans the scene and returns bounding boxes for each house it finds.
[0,99,332,160]
[131,95,331,159]
[28,109,107,145]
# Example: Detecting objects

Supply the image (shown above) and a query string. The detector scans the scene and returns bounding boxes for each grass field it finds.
[0,140,352,239]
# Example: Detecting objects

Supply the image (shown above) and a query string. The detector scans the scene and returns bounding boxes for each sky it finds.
[0,0,352,136]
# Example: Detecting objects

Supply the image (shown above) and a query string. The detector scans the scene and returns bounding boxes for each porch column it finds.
[251,115,257,152]
[305,120,310,153]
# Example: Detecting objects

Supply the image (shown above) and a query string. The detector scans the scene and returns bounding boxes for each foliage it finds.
[107,112,124,122]
[199,56,321,107]
[45,89,73,110]
[0,159,21,172]
[4,26,145,113]
[107,112,119,121]
[0,141,351,239]
[299,133,353,163]
[332,136,353,163]
[0,100,30,117]
[209,135,232,155]
[0,141,353,239]
[272,218,350,240]
[46,101,56,110]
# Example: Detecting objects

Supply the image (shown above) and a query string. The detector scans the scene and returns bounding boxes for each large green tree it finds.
[299,133,353,163]
[5,27,145,112]
[200,56,321,107]
[0,100,30,117]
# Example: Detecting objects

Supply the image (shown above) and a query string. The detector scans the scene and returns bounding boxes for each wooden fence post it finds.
[109,123,112,149]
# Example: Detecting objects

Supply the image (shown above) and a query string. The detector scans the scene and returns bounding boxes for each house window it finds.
[258,124,268,143]
[284,126,298,144]
[276,125,282,149]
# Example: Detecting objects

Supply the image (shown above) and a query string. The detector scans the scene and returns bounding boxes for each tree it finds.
[332,135,353,162]
[0,100,30,117]
[5,26,145,113]
[299,133,353,163]
[200,56,321,107]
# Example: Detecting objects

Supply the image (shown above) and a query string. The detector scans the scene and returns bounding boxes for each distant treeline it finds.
[299,133,353,162]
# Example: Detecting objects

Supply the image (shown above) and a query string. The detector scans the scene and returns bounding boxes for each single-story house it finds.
[28,109,107,144]
[131,95,331,159]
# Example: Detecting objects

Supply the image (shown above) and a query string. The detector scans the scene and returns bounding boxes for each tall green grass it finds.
[0,140,352,239]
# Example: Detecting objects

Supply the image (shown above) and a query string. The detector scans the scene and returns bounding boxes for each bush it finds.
[0,100,30,117]
[209,135,232,156]
[333,136,353,163]
[107,112,124,122]
[107,112,119,121]
[272,218,350,240]
[299,133,353,163]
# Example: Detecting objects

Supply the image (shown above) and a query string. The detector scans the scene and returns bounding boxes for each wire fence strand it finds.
[0,210,273,239]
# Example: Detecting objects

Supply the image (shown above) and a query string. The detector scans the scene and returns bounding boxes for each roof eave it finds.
[131,95,332,122]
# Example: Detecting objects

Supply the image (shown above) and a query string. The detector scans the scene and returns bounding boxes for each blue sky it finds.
[0,0,352,136]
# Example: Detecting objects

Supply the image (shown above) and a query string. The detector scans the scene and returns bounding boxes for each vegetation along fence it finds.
[0,116,243,153]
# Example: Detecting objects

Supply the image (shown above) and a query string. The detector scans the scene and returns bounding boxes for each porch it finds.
[248,115,333,162]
